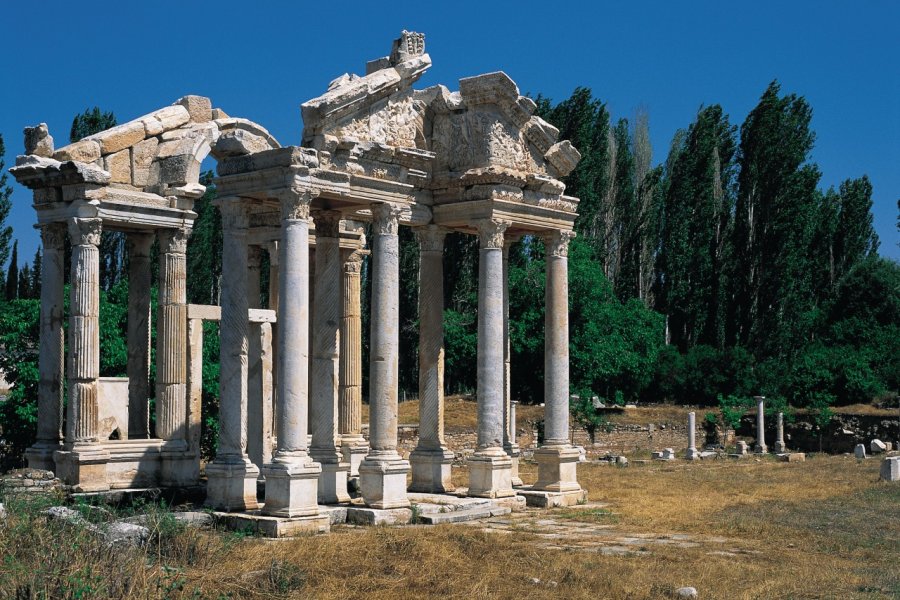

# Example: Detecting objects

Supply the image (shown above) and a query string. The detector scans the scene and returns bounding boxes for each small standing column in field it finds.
[774,412,787,453]
[754,396,768,454]
[685,411,700,460]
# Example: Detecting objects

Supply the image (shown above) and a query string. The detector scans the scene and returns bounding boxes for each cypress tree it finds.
[30,247,42,298]
[5,240,18,301]
[0,134,14,274]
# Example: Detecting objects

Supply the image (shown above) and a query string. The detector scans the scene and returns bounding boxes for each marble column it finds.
[157,227,195,486]
[502,237,522,486]
[409,226,455,493]
[25,223,66,471]
[309,211,351,503]
[247,246,273,473]
[534,230,581,493]
[754,396,768,454]
[468,218,514,499]
[359,203,410,509]
[261,189,321,518]
[685,411,699,460]
[206,204,260,510]
[774,412,787,453]
[126,232,153,439]
[59,218,109,492]
[267,240,279,455]
[339,248,368,477]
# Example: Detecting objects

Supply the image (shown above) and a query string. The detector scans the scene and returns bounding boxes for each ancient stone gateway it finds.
[10,31,585,526]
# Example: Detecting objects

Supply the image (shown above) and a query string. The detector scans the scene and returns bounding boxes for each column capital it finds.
[415,225,448,252]
[543,230,576,258]
[371,203,402,236]
[312,210,343,238]
[220,202,249,231]
[159,228,190,255]
[475,218,510,250]
[342,249,366,274]
[67,218,102,247]
[40,222,67,250]
[279,187,318,221]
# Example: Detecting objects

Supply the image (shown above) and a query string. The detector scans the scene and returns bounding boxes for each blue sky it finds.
[2,0,897,263]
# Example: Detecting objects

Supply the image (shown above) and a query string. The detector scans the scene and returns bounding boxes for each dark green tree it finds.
[0,134,14,274]
[5,240,18,301]
[834,176,880,281]
[70,107,117,144]
[30,247,41,298]
[186,172,223,305]
[18,262,32,299]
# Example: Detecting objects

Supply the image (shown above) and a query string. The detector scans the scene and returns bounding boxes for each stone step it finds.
[418,505,511,525]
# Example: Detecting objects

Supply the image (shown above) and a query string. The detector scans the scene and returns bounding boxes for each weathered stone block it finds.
[880,456,900,482]
[141,105,191,136]
[854,444,867,459]
[777,452,805,462]
[176,95,213,123]
[104,149,132,184]
[131,137,159,187]
[89,120,146,154]
[870,439,887,454]
[54,139,101,163]
[24,123,54,157]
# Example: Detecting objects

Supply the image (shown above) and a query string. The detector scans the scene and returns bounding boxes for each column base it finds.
[755,444,768,454]
[340,437,369,478]
[409,447,455,494]
[310,449,351,504]
[160,440,200,487]
[773,441,787,453]
[467,450,514,498]
[517,486,588,508]
[533,445,581,493]
[54,444,110,492]
[505,443,523,487]
[685,448,701,461]
[261,457,321,518]
[26,442,62,472]
[205,457,260,512]
[358,453,410,509]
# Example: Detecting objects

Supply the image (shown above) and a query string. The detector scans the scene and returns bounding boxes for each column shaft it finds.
[338,250,364,440]
[156,229,189,443]
[126,233,153,439]
[543,231,575,445]
[755,396,767,453]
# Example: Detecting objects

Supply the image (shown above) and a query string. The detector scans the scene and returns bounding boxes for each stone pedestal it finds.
[469,219,514,499]
[754,396,768,454]
[360,204,410,508]
[206,204,259,510]
[685,411,700,460]
[534,230,581,494]
[261,189,321,517]
[26,224,66,471]
[773,411,787,453]
[409,226,454,493]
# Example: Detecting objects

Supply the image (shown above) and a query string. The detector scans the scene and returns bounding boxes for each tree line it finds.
[0,83,898,466]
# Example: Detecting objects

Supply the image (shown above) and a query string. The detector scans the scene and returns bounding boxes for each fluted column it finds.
[534,230,581,494]
[359,202,410,509]
[261,189,320,518]
[468,218,514,499]
[247,245,272,473]
[25,223,66,471]
[310,210,350,503]
[339,248,368,477]
[755,396,768,453]
[127,232,153,439]
[409,226,454,493]
[156,228,189,444]
[502,237,522,486]
[61,217,109,492]
[205,202,259,511]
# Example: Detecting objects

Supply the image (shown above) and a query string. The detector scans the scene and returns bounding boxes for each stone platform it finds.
[213,510,330,538]
[516,486,588,508]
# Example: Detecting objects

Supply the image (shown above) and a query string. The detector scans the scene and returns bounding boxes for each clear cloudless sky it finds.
[2,0,898,262]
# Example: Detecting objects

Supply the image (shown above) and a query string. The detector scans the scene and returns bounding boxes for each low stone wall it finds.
[737,413,900,453]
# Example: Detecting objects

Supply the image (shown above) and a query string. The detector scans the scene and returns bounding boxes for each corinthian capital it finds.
[40,222,67,250]
[159,228,190,254]
[342,249,365,274]
[543,230,576,258]
[371,203,402,236]
[279,187,318,221]
[475,218,511,250]
[67,218,102,247]
[415,225,447,253]
[312,210,343,238]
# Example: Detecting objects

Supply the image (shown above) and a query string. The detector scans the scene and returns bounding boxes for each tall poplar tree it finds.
[5,240,18,301]
[0,134,14,276]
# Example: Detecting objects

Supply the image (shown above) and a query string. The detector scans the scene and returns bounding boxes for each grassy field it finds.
[1,454,897,599]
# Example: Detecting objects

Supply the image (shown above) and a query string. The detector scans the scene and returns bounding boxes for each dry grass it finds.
[2,455,897,599]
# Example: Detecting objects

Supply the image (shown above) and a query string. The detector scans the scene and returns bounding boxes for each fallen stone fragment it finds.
[870,439,887,454]
[675,586,698,599]
[881,456,900,482]
[854,444,867,459]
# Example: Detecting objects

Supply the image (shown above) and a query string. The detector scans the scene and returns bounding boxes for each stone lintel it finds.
[432,197,577,233]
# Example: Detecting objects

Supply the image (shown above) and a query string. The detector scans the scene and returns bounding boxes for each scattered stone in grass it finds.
[855,444,867,459]
[675,586,698,598]
[880,456,900,482]
[870,439,887,454]
[735,441,749,455]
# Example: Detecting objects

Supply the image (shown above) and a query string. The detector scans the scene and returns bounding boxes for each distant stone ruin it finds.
[9,31,585,529]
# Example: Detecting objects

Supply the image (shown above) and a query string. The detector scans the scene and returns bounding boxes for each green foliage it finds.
[5,239,18,300]
[0,134,15,272]
[570,392,611,443]
[0,299,40,468]
[69,107,116,143]
[718,394,753,430]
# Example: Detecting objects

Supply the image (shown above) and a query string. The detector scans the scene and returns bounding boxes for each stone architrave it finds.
[206,203,260,511]
[247,245,274,474]
[754,396,768,454]
[409,226,455,493]
[502,237,523,486]
[25,224,66,470]
[533,230,581,494]
[338,248,368,477]
[126,233,153,439]
[685,411,700,460]
[774,412,787,453]
[359,203,411,509]
[468,218,515,499]
[156,227,195,486]
[261,189,321,518]
[56,218,109,492]
[309,211,351,504]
